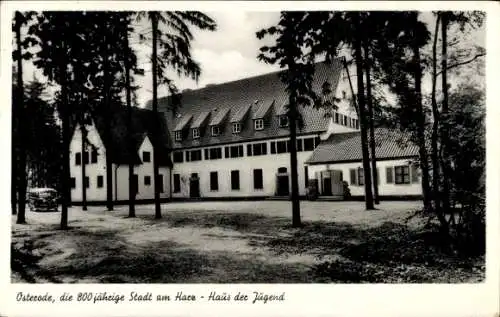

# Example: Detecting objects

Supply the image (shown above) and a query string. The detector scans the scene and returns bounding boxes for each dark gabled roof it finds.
[209,107,230,126]
[230,104,251,123]
[93,107,172,167]
[148,59,345,150]
[173,114,192,131]
[306,128,419,164]
[252,100,274,120]
[190,111,210,129]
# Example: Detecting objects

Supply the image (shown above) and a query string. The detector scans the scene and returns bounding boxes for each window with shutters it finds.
[210,171,218,191]
[395,165,410,184]
[231,170,240,190]
[253,169,263,190]
[357,168,364,186]
[75,152,81,165]
[173,174,181,193]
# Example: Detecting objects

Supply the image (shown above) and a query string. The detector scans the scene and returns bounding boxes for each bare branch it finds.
[436,53,485,76]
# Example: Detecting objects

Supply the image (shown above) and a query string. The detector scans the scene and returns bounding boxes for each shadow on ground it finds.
[12,210,485,283]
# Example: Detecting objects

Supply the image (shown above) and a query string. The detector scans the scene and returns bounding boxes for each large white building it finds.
[69,59,422,204]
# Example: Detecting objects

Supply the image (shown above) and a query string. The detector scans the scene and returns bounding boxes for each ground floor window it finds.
[253,169,263,190]
[84,176,90,188]
[71,177,76,188]
[395,166,410,184]
[97,175,103,188]
[210,171,219,191]
[173,174,181,193]
[231,170,240,190]
[144,175,151,186]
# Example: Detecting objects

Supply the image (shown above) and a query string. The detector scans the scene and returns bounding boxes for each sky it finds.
[19,11,485,108]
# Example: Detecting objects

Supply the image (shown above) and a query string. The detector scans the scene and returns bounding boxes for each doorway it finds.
[276,167,290,196]
[189,173,200,198]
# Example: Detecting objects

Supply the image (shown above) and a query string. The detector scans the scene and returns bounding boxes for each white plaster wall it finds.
[114,137,171,201]
[171,137,319,198]
[70,125,171,202]
[307,158,422,197]
[70,121,108,202]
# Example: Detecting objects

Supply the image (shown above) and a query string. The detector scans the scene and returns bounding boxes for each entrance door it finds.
[189,173,200,198]
[277,175,290,196]
[322,177,332,196]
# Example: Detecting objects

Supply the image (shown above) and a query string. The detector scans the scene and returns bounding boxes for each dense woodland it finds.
[12,11,485,255]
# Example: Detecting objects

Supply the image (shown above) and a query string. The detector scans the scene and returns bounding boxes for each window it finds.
[210,171,218,191]
[349,168,364,186]
[248,142,267,156]
[253,169,263,190]
[270,142,276,154]
[357,167,364,186]
[226,145,244,158]
[297,139,303,152]
[304,166,309,187]
[334,112,339,124]
[276,140,288,154]
[75,152,81,165]
[187,149,202,162]
[85,176,90,188]
[232,123,241,134]
[247,144,252,156]
[71,177,76,188]
[314,136,321,148]
[83,152,89,164]
[395,166,410,184]
[91,149,98,163]
[175,131,182,141]
[278,167,287,173]
[132,174,138,194]
[144,175,151,186]
[211,126,220,136]
[279,115,289,127]
[97,175,103,188]
[303,138,315,151]
[206,147,222,160]
[342,90,346,99]
[173,174,181,193]
[411,164,419,183]
[173,151,184,163]
[231,170,240,190]
[254,119,264,130]
[192,128,200,139]
[143,151,151,163]
[156,174,164,192]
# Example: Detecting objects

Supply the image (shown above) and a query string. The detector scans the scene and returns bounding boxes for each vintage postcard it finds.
[1,1,499,317]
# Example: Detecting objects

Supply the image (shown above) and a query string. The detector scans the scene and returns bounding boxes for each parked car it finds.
[27,187,59,212]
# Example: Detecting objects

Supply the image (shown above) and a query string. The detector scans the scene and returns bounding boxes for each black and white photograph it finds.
[2,1,499,316]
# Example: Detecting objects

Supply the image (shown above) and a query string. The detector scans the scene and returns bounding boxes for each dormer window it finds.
[254,119,264,131]
[232,123,241,134]
[211,126,220,136]
[192,128,200,139]
[279,115,289,128]
[174,131,182,141]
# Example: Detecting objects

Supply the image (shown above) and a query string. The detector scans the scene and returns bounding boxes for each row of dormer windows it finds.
[174,114,295,142]
[172,136,321,163]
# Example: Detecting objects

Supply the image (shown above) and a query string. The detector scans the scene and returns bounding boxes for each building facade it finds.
[69,58,422,203]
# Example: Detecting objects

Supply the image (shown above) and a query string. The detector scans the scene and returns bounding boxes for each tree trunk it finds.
[288,80,301,227]
[124,20,136,217]
[440,12,452,214]
[363,40,379,205]
[80,125,87,211]
[431,13,442,213]
[151,13,162,219]
[411,13,438,221]
[103,29,114,211]
[60,39,69,230]
[15,13,27,224]
[353,13,374,210]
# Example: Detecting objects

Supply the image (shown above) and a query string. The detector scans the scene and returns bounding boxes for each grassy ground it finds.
[11,201,485,283]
